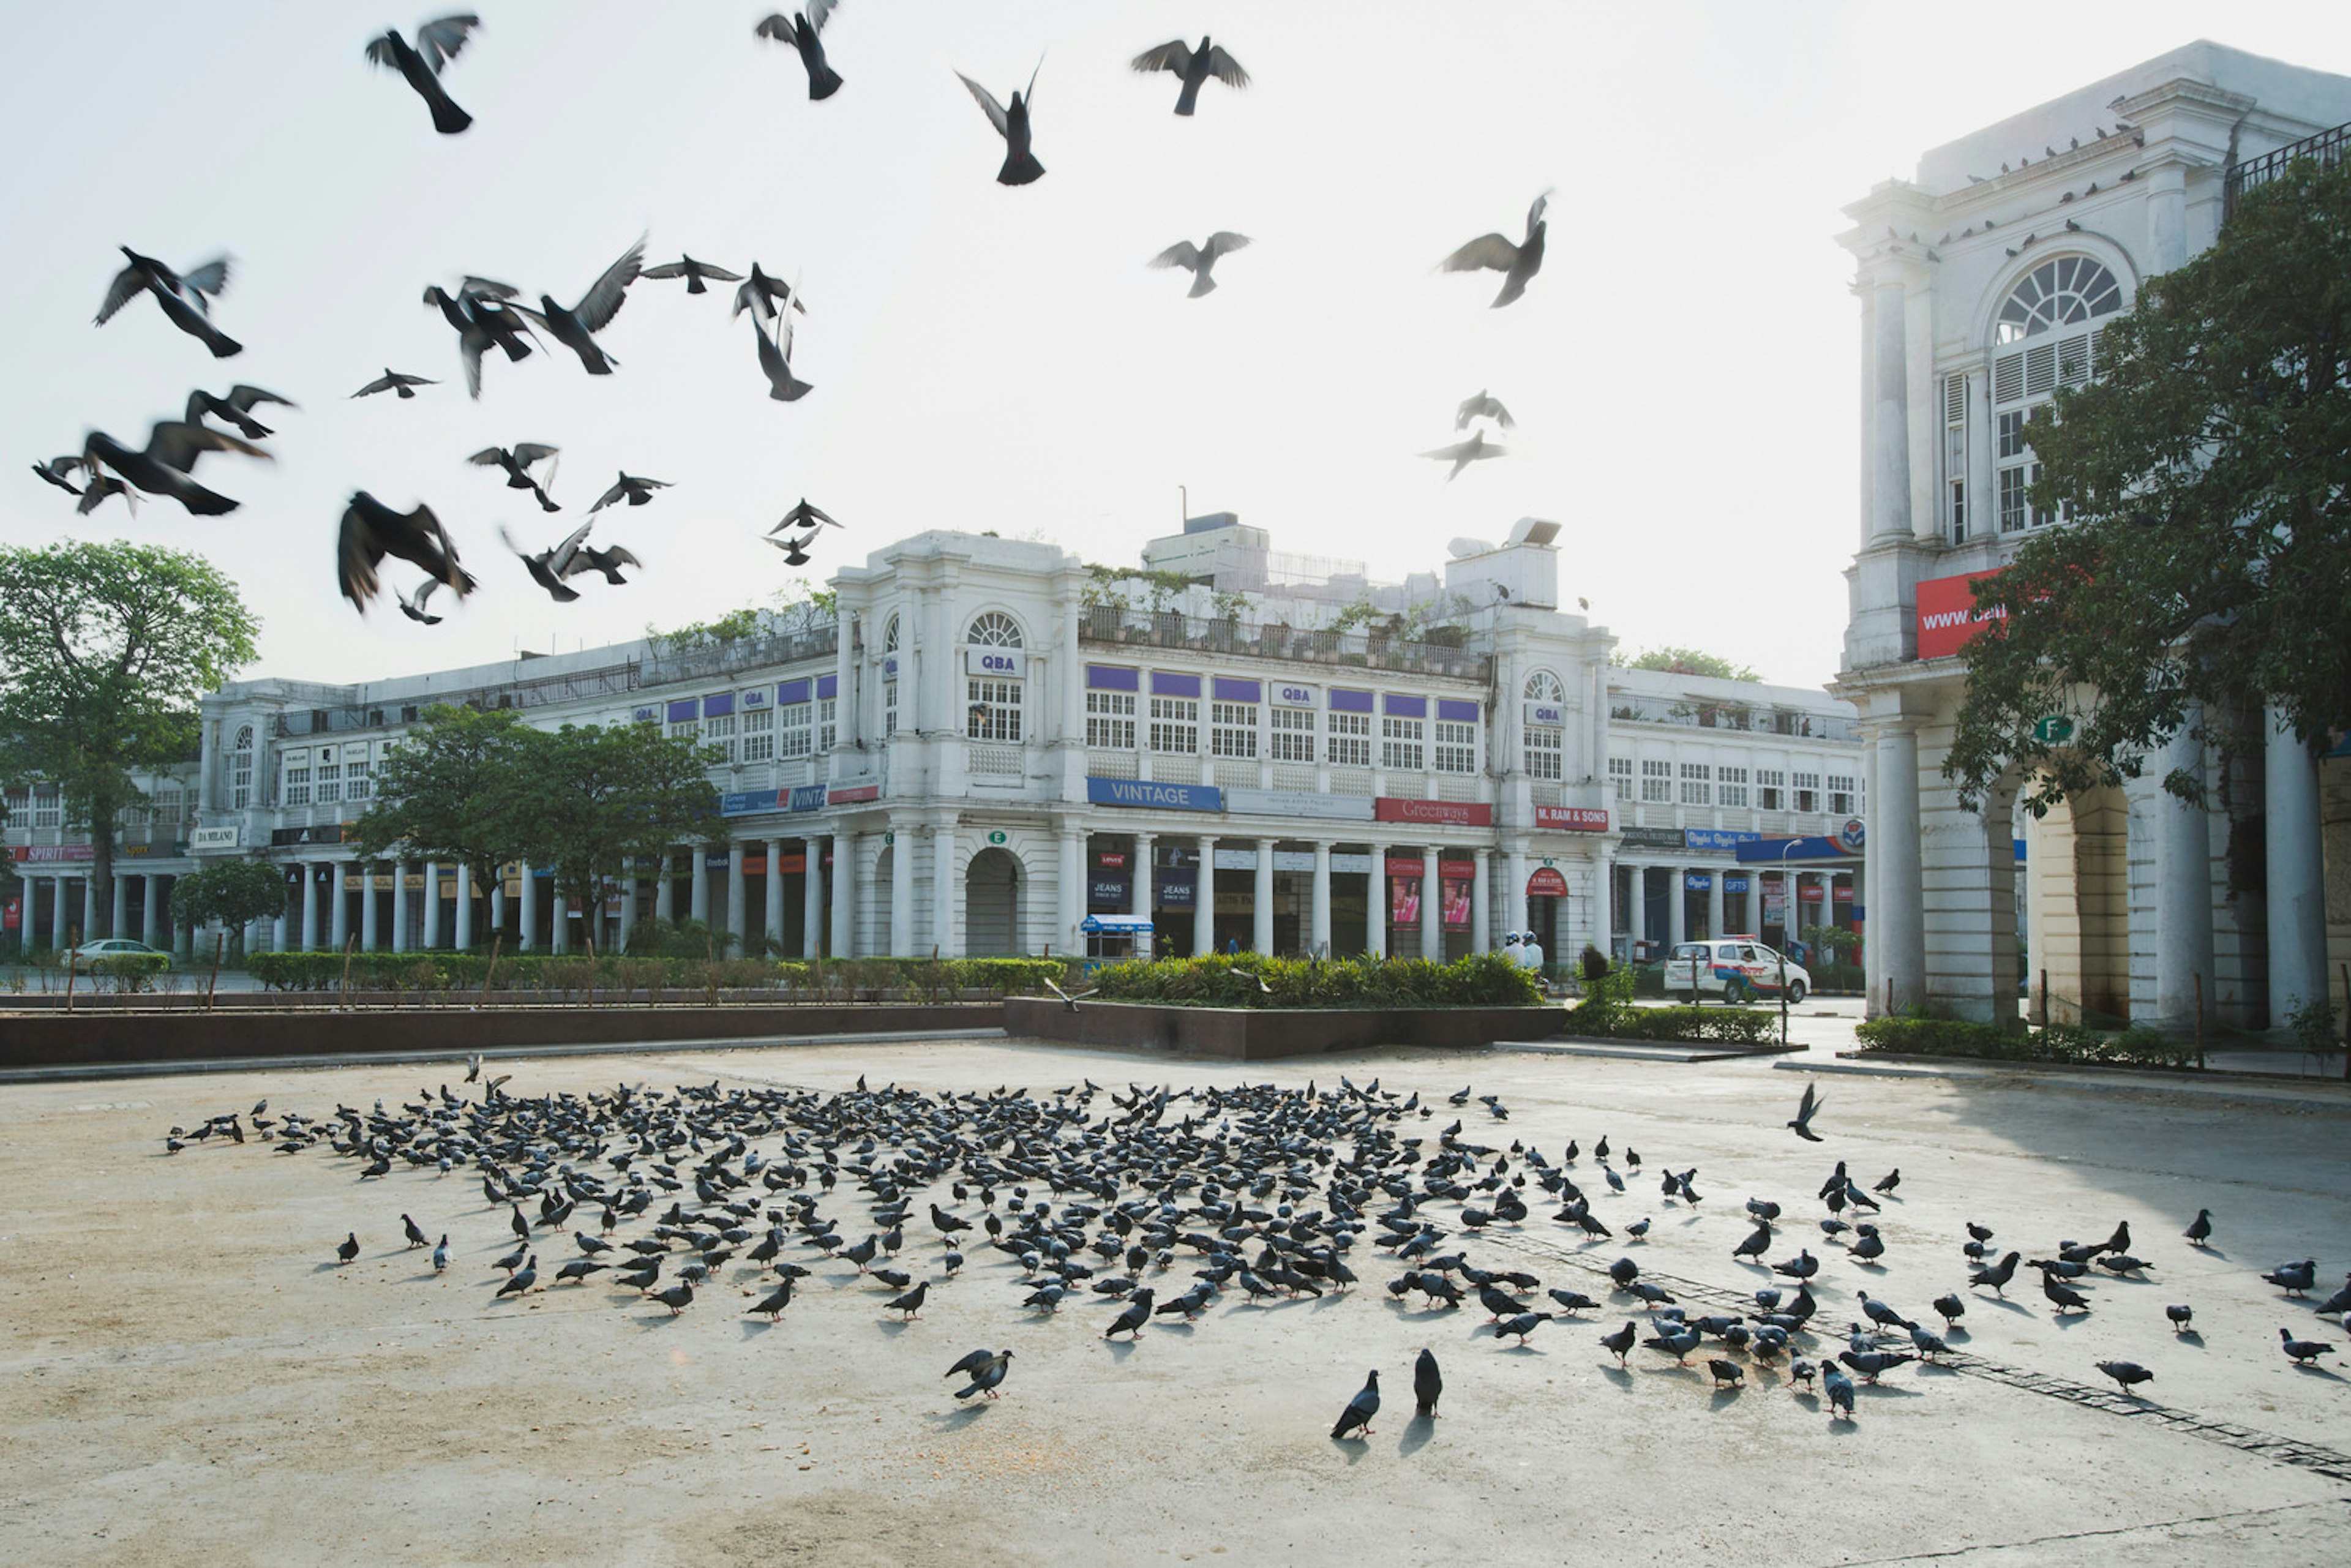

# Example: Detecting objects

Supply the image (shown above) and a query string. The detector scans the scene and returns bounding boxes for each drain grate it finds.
[1483,1228,2351,1484]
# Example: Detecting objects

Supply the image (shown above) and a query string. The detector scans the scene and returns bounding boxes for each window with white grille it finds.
[818,697,836,752]
[283,753,311,807]
[1210,701,1258,759]
[1087,689,1136,749]
[703,713,737,764]
[782,703,815,759]
[32,786,61,828]
[1757,768,1786,811]
[1607,757,1633,801]
[882,680,898,738]
[5,789,27,830]
[1327,711,1370,769]
[966,610,1023,647]
[1269,707,1313,763]
[741,707,776,762]
[1989,260,2121,536]
[344,760,370,801]
[1523,721,1561,781]
[1434,721,1476,775]
[1717,766,1749,808]
[1943,372,1969,542]
[1828,775,1858,816]
[1149,696,1198,754]
[231,725,254,809]
[669,716,701,745]
[1381,716,1425,772]
[1640,759,1671,803]
[968,678,1021,742]
[1793,771,1822,814]
[313,754,341,805]
[1679,762,1711,806]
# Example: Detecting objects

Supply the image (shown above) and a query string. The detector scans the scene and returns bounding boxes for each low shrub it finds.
[83,953,173,992]
[238,949,1069,1000]
[1853,1015,2203,1069]
[1561,970,1783,1045]
[1089,951,1542,1010]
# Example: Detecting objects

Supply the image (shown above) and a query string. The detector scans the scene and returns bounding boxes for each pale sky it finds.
[6,2,2349,691]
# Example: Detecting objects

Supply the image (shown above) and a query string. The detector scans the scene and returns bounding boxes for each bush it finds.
[1089,951,1542,1010]
[83,953,172,992]
[1561,970,1782,1044]
[1853,1015,2203,1069]
[237,949,1068,1000]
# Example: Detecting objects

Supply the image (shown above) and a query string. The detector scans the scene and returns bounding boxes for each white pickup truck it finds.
[1662,938,1810,1003]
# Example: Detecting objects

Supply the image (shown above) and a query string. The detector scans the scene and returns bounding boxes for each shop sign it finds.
[10,844,96,863]
[1533,805,1608,833]
[1155,866,1196,909]
[1098,852,1127,868]
[1619,826,1685,850]
[789,783,828,813]
[1799,882,1828,901]
[1526,866,1569,897]
[1270,682,1318,708]
[1685,828,1762,852]
[721,789,785,816]
[1089,872,1131,906]
[1915,568,2006,659]
[705,850,732,869]
[1838,818,1867,853]
[1086,777,1224,812]
[1724,876,1750,893]
[189,825,242,851]
[271,824,347,847]
[1526,703,1565,727]
[966,647,1027,678]
[1224,787,1374,821]
[828,784,880,806]
[1372,797,1492,827]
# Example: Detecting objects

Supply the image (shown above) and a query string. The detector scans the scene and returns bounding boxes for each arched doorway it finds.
[2022,781,2131,1025]
[965,847,1021,956]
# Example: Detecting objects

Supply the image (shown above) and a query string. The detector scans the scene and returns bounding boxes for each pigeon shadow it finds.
[876,1319,915,1337]
[1330,1435,1370,1464]
[1941,1326,1971,1342]
[1105,1339,1140,1363]
[634,1312,683,1328]
[2290,1363,2346,1382]
[1791,1390,1821,1411]
[2051,1311,2095,1330]
[2173,1330,2205,1348]
[1155,1320,1198,1337]
[1982,1297,2033,1316]
[312,1262,345,1274]
[740,1319,775,1338]
[1916,1361,1962,1378]
[404,1272,443,1284]
[1709,1386,1746,1409]
[1397,1412,1437,1457]
[1854,1381,1925,1400]
[1600,1365,1634,1390]
[923,1404,989,1430]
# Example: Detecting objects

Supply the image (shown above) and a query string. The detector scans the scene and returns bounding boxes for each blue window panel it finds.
[1212,677,1261,703]
[1383,694,1427,718]
[666,699,698,723]
[1087,664,1140,692]
[1436,699,1479,722]
[1151,671,1202,698]
[702,692,734,718]
[778,678,811,707]
[1329,688,1374,714]
[817,674,839,700]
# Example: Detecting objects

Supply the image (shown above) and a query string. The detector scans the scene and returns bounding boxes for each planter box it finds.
[1004,998,1561,1059]
[0,1003,1003,1071]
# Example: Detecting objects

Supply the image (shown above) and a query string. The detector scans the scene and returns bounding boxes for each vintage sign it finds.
[189,825,242,851]
[1086,778,1224,812]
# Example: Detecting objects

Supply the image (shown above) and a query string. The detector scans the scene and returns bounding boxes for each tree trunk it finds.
[89,806,116,940]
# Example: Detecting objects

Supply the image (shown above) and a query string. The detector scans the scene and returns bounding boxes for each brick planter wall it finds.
[1002,999,1562,1059]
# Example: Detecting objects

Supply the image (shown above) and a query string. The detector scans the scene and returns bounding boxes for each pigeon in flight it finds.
[469,443,561,511]
[1130,36,1249,116]
[561,537,643,588]
[1787,1082,1824,1142]
[30,455,86,496]
[1420,430,1505,481]
[754,311,814,402]
[588,471,669,512]
[423,279,537,397]
[94,248,240,358]
[514,236,645,375]
[396,577,447,625]
[339,492,476,614]
[957,63,1045,186]
[767,533,816,566]
[1329,1369,1379,1439]
[81,421,269,516]
[641,255,746,295]
[366,15,481,135]
[186,385,296,441]
[353,368,438,400]
[75,473,133,515]
[1456,390,1515,431]
[1440,191,1550,307]
[1043,977,1100,1012]
[731,263,806,323]
[756,2,844,100]
[500,519,599,602]
[1149,233,1252,297]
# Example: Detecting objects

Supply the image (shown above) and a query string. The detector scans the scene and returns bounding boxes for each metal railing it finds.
[638,625,838,688]
[2226,118,2351,220]
[1078,607,1490,682]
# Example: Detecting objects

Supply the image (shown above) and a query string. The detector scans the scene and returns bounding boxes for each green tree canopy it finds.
[1948,156,2351,812]
[171,859,287,954]
[1616,646,1761,681]
[0,543,258,936]
[347,705,530,890]
[495,721,721,960]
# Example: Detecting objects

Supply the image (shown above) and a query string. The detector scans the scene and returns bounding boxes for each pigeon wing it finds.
[223,384,293,413]
[1131,40,1194,76]
[512,443,560,468]
[753,13,794,40]
[1199,231,1253,262]
[95,262,149,324]
[639,260,690,280]
[1204,45,1250,88]
[352,372,397,397]
[363,35,402,70]
[415,14,481,74]
[467,446,511,467]
[1441,233,1521,274]
[571,235,647,334]
[144,420,268,473]
[177,257,231,299]
[804,0,838,36]
[339,500,390,610]
[956,72,1010,137]
[459,275,521,300]
[1149,241,1203,271]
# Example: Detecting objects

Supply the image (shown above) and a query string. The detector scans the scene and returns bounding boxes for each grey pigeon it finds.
[1149,233,1251,297]
[2183,1208,2213,1247]
[952,1349,1014,1400]
[755,3,844,100]
[1104,1288,1153,1339]
[1599,1320,1638,1364]
[1330,1370,1379,1439]
[957,63,1044,186]
[2261,1260,2317,1296]
[496,1253,537,1297]
[1413,1348,1442,1416]
[2279,1327,2334,1365]
[366,15,479,135]
[1822,1362,1855,1419]
[1787,1082,1824,1142]
[2095,1359,2154,1394]
[1131,36,1248,115]
[1439,192,1548,307]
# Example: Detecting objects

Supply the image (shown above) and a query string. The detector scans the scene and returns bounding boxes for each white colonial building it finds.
[1832,40,2351,1028]
[9,517,1862,969]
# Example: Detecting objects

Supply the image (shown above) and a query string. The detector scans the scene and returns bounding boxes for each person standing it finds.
[1519,930,1545,973]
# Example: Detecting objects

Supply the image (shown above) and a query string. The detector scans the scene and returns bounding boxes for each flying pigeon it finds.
[756,2,844,100]
[1787,1082,1824,1142]
[1149,233,1253,298]
[1130,36,1248,115]
[956,62,1045,186]
[366,15,481,135]
[1439,191,1549,307]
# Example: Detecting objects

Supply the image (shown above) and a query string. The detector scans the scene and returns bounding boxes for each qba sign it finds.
[966,647,1026,678]
[1271,683,1318,708]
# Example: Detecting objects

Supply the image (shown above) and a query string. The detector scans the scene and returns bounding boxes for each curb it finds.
[1772,1051,2351,1107]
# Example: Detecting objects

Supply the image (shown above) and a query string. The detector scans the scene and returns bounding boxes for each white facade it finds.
[1832,41,2351,1028]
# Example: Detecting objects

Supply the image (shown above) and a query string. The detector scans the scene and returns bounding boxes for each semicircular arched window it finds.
[966,611,1024,647]
[881,614,900,653]
[1521,671,1564,781]
[1523,670,1564,705]
[1994,256,2123,344]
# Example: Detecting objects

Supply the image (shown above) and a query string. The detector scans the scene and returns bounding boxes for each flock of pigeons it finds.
[35,9,1550,632]
[159,1063,2346,1447]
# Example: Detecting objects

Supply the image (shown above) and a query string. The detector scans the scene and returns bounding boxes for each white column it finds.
[889,824,915,955]
[391,861,410,953]
[110,875,129,942]
[1311,840,1332,956]
[1367,851,1387,958]
[617,862,637,953]
[1253,838,1275,955]
[2265,709,2328,1025]
[1704,869,1723,942]
[81,877,98,943]
[141,874,162,947]
[1505,845,1528,940]
[763,838,786,953]
[1419,846,1441,960]
[1873,723,1925,1016]
[422,863,441,948]
[1868,276,1911,543]
[1667,865,1685,948]
[1471,847,1490,955]
[2152,716,2214,1029]
[359,862,380,951]
[331,861,353,951]
[1196,835,1220,958]
[1131,831,1156,923]
[931,822,957,958]
[727,841,749,954]
[518,864,538,951]
[301,863,320,951]
[689,847,710,926]
[801,838,823,959]
[490,874,507,945]
[1057,828,1084,958]
[831,832,855,958]
[654,850,676,922]
[455,864,475,950]
[556,889,577,954]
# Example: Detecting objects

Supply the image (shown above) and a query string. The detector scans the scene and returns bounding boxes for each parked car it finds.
[1662,938,1810,1003]
[67,938,165,961]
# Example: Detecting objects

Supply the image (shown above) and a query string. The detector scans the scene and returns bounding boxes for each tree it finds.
[1947,155,2351,812]
[170,860,287,958]
[1617,646,1761,682]
[496,721,721,971]
[347,705,530,940]
[0,544,259,936]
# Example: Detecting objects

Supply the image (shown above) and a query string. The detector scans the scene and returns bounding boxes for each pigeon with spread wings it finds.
[756,2,844,100]
[957,63,1044,186]
[1440,192,1550,308]
[95,248,240,358]
[339,492,474,614]
[1149,233,1251,297]
[513,236,645,375]
[366,14,480,135]
[82,420,271,516]
[1788,1081,1825,1142]
[469,443,561,511]
[1131,36,1248,116]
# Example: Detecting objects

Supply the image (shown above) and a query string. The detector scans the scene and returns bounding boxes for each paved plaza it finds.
[2,1027,2345,1566]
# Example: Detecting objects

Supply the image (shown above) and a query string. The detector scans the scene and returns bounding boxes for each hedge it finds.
[242,951,1071,999]
[1853,1015,2202,1069]
[1089,951,1543,1010]
[1559,969,1783,1045]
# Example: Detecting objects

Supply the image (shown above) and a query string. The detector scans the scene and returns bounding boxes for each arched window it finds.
[880,615,899,737]
[231,724,255,809]
[965,612,1023,743]
[882,615,899,653]
[1986,257,2128,533]
[1522,672,1564,781]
